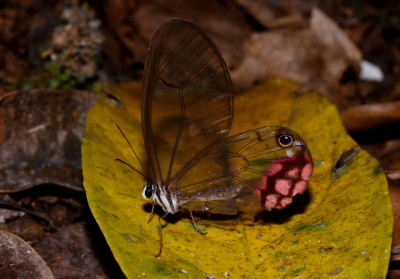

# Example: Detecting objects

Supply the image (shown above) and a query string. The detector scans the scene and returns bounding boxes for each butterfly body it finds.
[139,19,313,218]
[143,179,243,214]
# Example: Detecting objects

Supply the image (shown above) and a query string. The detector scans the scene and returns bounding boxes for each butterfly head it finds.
[142,182,154,200]
[141,181,180,214]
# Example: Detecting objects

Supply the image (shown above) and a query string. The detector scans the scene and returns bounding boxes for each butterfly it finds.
[117,19,313,257]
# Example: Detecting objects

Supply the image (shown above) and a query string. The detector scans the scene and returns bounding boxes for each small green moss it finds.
[82,135,91,145]
[331,164,350,182]
[278,267,286,271]
[314,160,325,167]
[295,223,311,232]
[372,164,383,177]
[290,267,306,276]
[294,221,328,232]
[314,222,329,230]
[121,233,135,243]
[155,264,170,275]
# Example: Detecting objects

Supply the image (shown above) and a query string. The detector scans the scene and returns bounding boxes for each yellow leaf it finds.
[82,78,393,278]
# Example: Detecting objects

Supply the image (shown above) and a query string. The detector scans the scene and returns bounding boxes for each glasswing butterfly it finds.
[117,19,313,257]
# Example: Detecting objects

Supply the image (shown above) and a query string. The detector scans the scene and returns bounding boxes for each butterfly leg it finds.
[155,212,168,258]
[147,202,155,223]
[189,209,207,235]
[155,217,163,258]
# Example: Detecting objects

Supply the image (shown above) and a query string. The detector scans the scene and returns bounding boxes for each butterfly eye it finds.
[145,187,153,198]
[277,134,294,147]
[142,183,153,199]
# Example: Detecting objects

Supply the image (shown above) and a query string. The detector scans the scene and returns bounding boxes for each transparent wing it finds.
[176,127,314,214]
[142,19,233,185]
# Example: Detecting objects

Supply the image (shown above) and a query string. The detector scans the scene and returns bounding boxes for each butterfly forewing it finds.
[142,19,234,186]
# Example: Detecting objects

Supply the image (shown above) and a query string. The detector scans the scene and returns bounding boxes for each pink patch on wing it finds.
[268,163,283,175]
[287,168,300,178]
[293,181,307,195]
[275,197,293,209]
[264,194,278,211]
[301,163,313,180]
[256,149,314,211]
[256,174,268,192]
[275,179,291,196]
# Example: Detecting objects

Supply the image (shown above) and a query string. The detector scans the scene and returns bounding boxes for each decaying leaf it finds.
[0,90,97,193]
[34,222,124,279]
[230,8,362,109]
[101,0,251,69]
[388,179,400,246]
[1,214,50,246]
[234,0,277,28]
[340,101,400,132]
[82,79,392,278]
[0,230,54,279]
[0,209,25,223]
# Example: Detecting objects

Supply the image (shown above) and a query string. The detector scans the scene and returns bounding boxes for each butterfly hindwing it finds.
[176,127,313,214]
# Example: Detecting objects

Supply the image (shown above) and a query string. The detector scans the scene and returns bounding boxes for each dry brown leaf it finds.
[230,8,362,109]
[230,28,321,89]
[310,8,362,75]
[0,209,25,223]
[388,179,400,246]
[340,101,400,132]
[364,140,400,171]
[234,0,276,28]
[0,90,97,193]
[34,222,124,279]
[102,0,251,68]
[2,215,50,246]
[270,13,305,29]
[0,230,54,279]
[387,170,400,180]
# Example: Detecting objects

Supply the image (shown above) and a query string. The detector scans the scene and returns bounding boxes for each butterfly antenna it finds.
[115,124,150,179]
[115,158,147,180]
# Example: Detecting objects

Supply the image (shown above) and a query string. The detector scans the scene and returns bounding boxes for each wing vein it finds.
[180,55,220,89]
[166,43,210,85]
[183,104,231,127]
[166,88,186,181]
[159,26,197,75]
